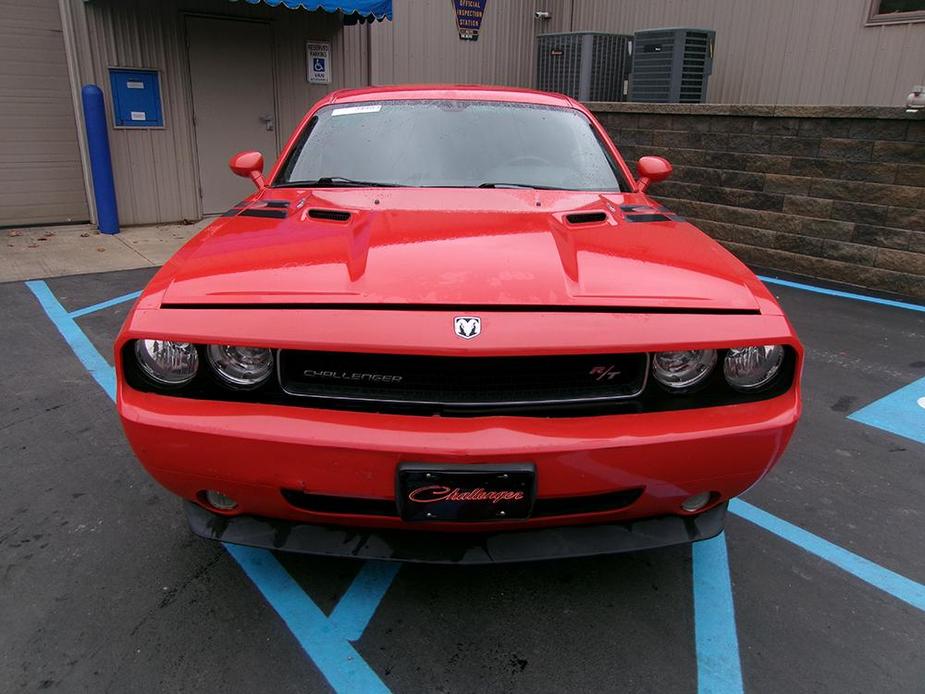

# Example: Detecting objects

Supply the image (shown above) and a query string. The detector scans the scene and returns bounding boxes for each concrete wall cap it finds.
[585,102,922,120]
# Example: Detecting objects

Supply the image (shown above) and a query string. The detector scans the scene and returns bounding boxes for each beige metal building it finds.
[0,1,90,226]
[2,0,924,228]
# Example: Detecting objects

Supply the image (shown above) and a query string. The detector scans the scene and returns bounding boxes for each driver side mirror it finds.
[635,156,672,193]
[229,151,266,190]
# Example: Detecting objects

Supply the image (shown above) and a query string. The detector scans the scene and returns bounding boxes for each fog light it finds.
[681,491,712,512]
[203,490,238,511]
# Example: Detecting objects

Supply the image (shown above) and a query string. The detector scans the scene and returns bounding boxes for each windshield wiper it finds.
[275,177,402,188]
[476,182,561,190]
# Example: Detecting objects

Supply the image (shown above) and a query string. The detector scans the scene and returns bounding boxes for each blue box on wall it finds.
[109,68,163,127]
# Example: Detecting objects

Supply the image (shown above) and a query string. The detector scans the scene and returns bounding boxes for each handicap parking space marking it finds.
[68,290,142,319]
[848,376,925,447]
[328,560,403,642]
[761,272,925,444]
[27,280,117,399]
[753,275,925,611]
[730,500,925,612]
[762,274,925,448]
[227,545,395,693]
[692,533,744,694]
[25,275,925,694]
[757,275,925,314]
[25,279,397,694]
[758,275,925,443]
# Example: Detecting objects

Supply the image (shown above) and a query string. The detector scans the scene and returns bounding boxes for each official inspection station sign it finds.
[453,0,487,41]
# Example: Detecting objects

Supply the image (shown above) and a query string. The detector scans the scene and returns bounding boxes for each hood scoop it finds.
[308,208,352,222]
[564,211,608,225]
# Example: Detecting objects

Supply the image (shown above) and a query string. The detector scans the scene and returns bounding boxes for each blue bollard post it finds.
[81,84,119,234]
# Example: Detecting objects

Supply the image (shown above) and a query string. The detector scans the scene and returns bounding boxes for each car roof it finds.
[326,85,579,109]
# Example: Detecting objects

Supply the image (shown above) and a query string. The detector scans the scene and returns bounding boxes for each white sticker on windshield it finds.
[332,104,382,116]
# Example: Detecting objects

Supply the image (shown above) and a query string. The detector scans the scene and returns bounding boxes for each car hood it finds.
[157,189,761,312]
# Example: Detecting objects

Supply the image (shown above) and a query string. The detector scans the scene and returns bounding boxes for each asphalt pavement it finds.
[1,267,922,693]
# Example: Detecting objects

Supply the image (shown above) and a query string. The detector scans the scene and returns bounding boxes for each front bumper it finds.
[185,500,727,564]
[120,383,799,533]
[117,305,801,547]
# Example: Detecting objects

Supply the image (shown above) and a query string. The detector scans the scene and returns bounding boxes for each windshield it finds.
[275,100,626,191]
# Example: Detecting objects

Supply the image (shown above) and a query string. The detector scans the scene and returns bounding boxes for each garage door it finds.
[0,0,89,227]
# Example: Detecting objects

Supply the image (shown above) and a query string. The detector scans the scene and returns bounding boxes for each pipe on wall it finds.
[58,0,97,225]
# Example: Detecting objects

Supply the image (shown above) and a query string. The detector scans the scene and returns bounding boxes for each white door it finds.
[0,0,89,226]
[186,16,278,214]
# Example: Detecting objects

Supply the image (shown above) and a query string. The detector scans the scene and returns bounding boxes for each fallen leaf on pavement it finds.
[8,230,21,237]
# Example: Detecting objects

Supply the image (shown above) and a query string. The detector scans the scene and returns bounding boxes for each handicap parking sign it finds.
[306,41,331,84]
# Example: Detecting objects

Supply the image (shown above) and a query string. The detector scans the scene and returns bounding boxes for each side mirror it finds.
[635,156,672,193]
[229,151,266,190]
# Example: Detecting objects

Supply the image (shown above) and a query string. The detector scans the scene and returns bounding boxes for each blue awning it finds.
[230,0,392,21]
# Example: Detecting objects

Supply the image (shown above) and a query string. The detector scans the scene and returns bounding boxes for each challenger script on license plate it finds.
[398,464,535,522]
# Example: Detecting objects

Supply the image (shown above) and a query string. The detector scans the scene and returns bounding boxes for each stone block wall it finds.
[589,103,925,299]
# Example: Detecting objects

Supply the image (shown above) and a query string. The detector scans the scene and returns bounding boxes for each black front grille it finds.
[277,350,648,413]
[123,342,795,418]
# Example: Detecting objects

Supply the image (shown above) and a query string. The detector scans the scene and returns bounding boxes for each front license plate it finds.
[398,463,535,522]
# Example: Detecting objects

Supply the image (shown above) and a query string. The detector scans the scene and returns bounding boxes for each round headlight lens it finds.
[207,344,274,389]
[651,349,717,390]
[134,339,199,386]
[724,345,785,391]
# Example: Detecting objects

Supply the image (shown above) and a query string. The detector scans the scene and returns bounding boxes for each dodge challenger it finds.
[115,86,802,563]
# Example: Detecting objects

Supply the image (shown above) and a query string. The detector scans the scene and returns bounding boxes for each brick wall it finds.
[588,103,925,299]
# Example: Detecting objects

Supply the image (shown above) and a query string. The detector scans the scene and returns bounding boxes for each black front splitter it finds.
[184,501,727,564]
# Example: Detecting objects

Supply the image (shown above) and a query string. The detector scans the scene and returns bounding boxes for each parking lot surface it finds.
[1,267,923,693]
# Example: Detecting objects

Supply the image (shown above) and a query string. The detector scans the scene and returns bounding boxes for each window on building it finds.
[867,0,925,24]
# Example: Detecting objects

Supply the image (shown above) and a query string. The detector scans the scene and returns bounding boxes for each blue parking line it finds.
[730,500,925,612]
[227,545,391,693]
[756,275,925,313]
[26,280,117,399]
[847,376,925,446]
[692,533,744,694]
[330,561,402,642]
[26,279,396,694]
[69,290,142,319]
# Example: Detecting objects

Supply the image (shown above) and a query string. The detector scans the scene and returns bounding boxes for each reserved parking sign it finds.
[306,41,331,84]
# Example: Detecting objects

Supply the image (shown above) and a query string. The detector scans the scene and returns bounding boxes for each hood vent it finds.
[308,208,352,222]
[564,211,608,225]
[625,213,670,223]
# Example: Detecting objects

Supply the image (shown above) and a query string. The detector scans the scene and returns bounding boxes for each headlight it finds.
[134,339,199,386]
[651,349,717,390]
[207,345,274,389]
[723,345,785,391]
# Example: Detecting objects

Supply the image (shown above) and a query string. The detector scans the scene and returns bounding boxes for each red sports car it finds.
[115,86,802,563]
